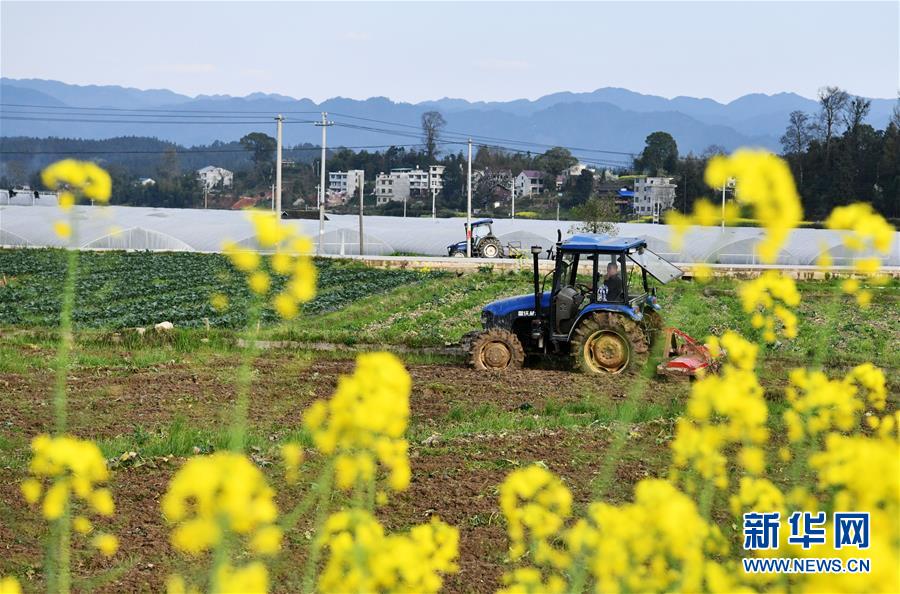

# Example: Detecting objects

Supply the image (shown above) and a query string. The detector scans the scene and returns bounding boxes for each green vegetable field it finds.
[0,249,443,329]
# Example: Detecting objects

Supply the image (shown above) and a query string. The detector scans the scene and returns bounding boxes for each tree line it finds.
[3,95,897,220]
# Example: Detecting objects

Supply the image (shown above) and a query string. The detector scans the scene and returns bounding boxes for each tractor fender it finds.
[567,303,643,340]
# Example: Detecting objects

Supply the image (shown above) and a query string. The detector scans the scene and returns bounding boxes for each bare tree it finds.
[780,111,813,155]
[780,111,813,187]
[421,111,446,160]
[843,96,872,133]
[817,86,849,154]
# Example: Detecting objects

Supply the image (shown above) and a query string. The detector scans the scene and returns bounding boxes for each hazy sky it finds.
[2,1,898,103]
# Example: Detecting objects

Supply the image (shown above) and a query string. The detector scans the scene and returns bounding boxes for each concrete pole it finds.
[721,182,726,230]
[275,114,283,216]
[358,171,364,256]
[466,138,472,257]
[432,188,436,220]
[510,177,515,219]
[316,112,332,255]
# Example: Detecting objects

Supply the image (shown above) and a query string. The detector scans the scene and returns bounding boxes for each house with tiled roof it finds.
[514,169,546,198]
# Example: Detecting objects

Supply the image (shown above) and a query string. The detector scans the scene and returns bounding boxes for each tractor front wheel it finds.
[470,328,525,370]
[571,312,649,374]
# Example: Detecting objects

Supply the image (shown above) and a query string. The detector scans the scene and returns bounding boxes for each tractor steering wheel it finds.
[575,283,592,296]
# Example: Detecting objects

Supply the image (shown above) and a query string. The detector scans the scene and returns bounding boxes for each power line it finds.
[0,143,430,156]
[3,104,638,158]
[0,102,322,115]
[0,109,283,120]
[328,111,637,157]
[0,115,304,125]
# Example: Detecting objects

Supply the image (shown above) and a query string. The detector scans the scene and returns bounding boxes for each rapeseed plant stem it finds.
[228,300,261,452]
[301,461,334,593]
[53,233,78,434]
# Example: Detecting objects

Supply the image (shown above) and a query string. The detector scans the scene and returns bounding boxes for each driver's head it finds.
[607,262,618,277]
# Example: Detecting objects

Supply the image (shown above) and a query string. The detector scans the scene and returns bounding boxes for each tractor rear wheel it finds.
[571,312,650,374]
[477,237,503,258]
[470,328,525,370]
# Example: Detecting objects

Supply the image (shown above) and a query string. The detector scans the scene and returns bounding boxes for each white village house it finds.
[374,166,445,205]
[514,170,546,197]
[632,176,677,217]
[197,166,233,190]
[328,170,365,203]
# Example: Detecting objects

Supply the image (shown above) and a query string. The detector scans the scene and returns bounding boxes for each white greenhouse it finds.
[1,204,898,267]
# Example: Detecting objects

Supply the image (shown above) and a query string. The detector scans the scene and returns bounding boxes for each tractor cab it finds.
[548,234,682,338]
[467,233,691,375]
[447,219,504,258]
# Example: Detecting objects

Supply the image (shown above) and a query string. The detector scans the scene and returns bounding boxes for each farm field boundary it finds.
[332,254,900,279]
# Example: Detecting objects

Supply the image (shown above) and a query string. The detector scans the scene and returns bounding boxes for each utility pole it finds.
[510,177,515,219]
[315,112,333,255]
[204,186,208,209]
[275,114,283,216]
[721,182,726,230]
[431,188,436,220]
[466,138,472,257]
[358,171,364,256]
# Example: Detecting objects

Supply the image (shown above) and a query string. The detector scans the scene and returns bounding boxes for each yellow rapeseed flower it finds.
[210,293,229,311]
[705,150,803,263]
[42,159,112,203]
[93,533,118,557]
[500,465,572,566]
[73,515,93,535]
[0,576,22,594]
[303,352,412,492]
[316,510,459,594]
[738,271,800,342]
[215,561,269,594]
[161,452,278,556]
[53,221,72,240]
[281,442,304,484]
[247,270,271,295]
[273,292,298,320]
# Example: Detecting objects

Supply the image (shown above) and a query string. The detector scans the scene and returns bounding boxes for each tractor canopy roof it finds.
[468,218,494,227]
[560,234,646,253]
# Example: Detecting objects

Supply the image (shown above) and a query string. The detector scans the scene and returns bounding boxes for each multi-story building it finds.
[197,166,233,190]
[328,170,365,202]
[373,166,445,205]
[632,176,677,217]
[374,170,409,205]
[514,170,546,197]
[428,165,445,191]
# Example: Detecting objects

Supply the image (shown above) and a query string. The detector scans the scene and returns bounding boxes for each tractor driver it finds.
[602,262,624,302]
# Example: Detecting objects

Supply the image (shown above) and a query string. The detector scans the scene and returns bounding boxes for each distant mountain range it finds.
[1,78,896,161]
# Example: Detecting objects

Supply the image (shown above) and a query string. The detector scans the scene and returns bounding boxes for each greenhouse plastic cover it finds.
[1,204,898,266]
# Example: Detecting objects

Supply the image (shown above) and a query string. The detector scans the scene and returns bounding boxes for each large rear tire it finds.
[477,237,503,259]
[571,312,649,374]
[470,328,525,370]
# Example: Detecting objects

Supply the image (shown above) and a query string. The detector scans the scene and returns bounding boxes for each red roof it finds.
[231,196,261,210]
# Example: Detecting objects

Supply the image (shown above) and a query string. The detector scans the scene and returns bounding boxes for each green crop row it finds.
[0,249,444,329]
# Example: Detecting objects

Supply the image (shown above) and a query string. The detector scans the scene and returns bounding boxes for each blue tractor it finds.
[466,234,684,374]
[447,218,504,258]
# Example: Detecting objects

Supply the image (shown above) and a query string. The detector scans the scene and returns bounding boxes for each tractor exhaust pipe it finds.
[530,245,544,342]
[531,245,543,317]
